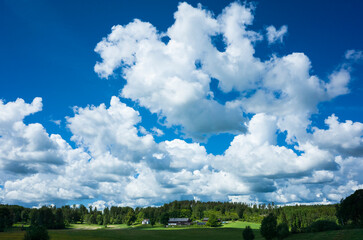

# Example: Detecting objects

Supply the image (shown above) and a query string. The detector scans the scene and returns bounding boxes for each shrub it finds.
[309,220,340,232]
[276,223,289,239]
[24,225,50,240]
[243,226,255,240]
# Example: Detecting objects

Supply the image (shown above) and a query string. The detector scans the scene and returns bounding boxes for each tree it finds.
[180,209,192,218]
[24,225,50,240]
[103,207,110,227]
[125,210,136,226]
[243,226,255,240]
[150,218,156,227]
[96,214,103,225]
[103,215,109,227]
[29,207,55,229]
[160,212,169,226]
[336,189,363,226]
[136,211,145,224]
[237,206,245,219]
[192,204,204,220]
[206,214,219,227]
[54,209,65,229]
[280,211,288,224]
[79,205,88,224]
[260,213,277,240]
[0,207,13,232]
[276,223,289,240]
[21,210,30,224]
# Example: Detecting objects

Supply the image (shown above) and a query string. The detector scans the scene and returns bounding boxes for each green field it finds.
[1,222,362,240]
[221,221,261,229]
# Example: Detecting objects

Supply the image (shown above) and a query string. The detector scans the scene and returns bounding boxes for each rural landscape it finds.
[1,189,363,239]
[1,0,363,239]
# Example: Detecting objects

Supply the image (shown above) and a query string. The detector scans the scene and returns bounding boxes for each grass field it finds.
[221,221,260,229]
[1,222,362,240]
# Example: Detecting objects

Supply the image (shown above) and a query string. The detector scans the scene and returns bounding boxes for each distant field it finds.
[221,220,260,229]
[1,223,362,240]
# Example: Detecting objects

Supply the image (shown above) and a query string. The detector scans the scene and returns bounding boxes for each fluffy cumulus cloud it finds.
[94,2,269,139]
[0,98,91,204]
[241,53,352,142]
[214,114,336,179]
[312,115,363,157]
[67,96,155,162]
[1,2,362,207]
[0,98,87,182]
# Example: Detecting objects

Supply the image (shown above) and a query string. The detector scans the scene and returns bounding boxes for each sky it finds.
[0,0,363,208]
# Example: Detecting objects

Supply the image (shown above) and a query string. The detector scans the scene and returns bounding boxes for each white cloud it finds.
[266,25,288,44]
[161,139,209,170]
[241,53,351,142]
[312,114,363,156]
[93,2,353,144]
[1,2,362,207]
[67,96,155,162]
[0,97,42,124]
[1,94,362,207]
[345,49,363,62]
[3,173,92,204]
[94,2,268,139]
[326,68,350,98]
[94,19,158,79]
[214,114,336,178]
[205,2,264,93]
[151,127,164,137]
[0,98,86,180]
[88,200,107,211]
[51,119,61,126]
[289,170,335,184]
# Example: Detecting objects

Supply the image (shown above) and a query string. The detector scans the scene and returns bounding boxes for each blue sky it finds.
[0,0,362,208]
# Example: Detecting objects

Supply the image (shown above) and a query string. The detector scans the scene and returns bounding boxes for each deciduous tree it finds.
[260,213,277,240]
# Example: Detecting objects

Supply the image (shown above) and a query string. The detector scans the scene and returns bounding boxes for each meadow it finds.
[1,221,362,240]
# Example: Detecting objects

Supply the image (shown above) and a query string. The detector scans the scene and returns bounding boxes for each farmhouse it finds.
[142,219,150,224]
[168,218,191,226]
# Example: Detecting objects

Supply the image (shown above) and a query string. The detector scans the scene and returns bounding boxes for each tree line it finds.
[1,189,362,233]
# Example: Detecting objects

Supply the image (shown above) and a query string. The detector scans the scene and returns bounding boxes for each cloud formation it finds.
[312,114,363,157]
[0,98,85,181]
[1,2,362,207]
